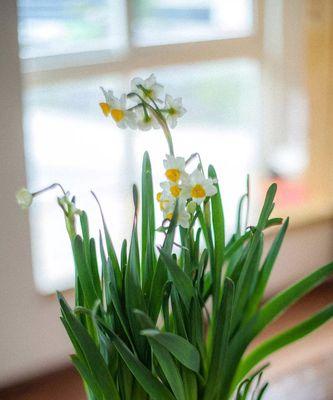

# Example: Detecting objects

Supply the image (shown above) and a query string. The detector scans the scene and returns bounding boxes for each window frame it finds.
[21,0,264,87]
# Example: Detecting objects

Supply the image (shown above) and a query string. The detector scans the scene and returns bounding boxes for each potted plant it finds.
[17,75,333,399]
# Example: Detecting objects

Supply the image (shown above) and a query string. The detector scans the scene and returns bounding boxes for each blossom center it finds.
[111,109,125,122]
[168,107,177,116]
[100,102,111,116]
[166,212,173,220]
[144,88,153,98]
[165,168,181,183]
[191,184,206,199]
[170,185,181,197]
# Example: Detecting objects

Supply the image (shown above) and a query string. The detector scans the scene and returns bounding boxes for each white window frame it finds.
[21,0,264,87]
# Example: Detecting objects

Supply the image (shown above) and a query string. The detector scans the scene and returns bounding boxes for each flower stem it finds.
[32,182,66,197]
[127,92,175,155]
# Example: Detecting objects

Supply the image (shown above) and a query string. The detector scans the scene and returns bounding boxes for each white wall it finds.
[0,0,332,389]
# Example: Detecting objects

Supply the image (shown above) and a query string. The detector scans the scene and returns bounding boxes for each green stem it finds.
[127,92,175,156]
[32,182,66,197]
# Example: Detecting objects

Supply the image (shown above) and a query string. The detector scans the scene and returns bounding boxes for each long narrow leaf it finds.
[256,261,333,333]
[234,304,333,385]
[204,278,234,400]
[208,165,225,310]
[104,328,175,400]
[141,329,200,373]
[159,247,195,311]
[58,293,120,400]
[245,218,289,320]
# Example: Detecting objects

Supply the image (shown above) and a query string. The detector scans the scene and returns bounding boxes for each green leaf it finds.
[99,232,111,310]
[89,238,102,301]
[58,293,120,400]
[141,152,156,281]
[265,217,283,228]
[257,184,277,230]
[236,175,250,236]
[118,360,133,400]
[208,165,225,307]
[182,367,198,400]
[149,209,178,322]
[256,261,333,333]
[159,247,195,311]
[234,365,268,400]
[141,330,200,373]
[143,220,155,297]
[80,211,91,265]
[125,197,147,360]
[108,259,134,349]
[150,340,186,400]
[134,310,185,400]
[204,278,234,400]
[92,191,122,291]
[103,327,175,400]
[224,231,252,260]
[235,304,333,385]
[232,234,264,331]
[231,184,277,333]
[162,281,172,331]
[170,287,188,338]
[72,235,99,310]
[197,206,215,277]
[71,355,103,400]
[225,260,333,397]
[245,218,289,320]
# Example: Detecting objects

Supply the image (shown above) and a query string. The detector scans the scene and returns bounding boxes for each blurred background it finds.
[0,0,333,399]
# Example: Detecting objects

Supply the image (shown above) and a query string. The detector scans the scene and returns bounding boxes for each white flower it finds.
[130,74,164,102]
[135,107,159,131]
[163,154,186,183]
[16,187,33,209]
[156,192,189,228]
[100,89,136,129]
[164,95,186,128]
[160,181,182,199]
[182,168,217,204]
[156,191,175,219]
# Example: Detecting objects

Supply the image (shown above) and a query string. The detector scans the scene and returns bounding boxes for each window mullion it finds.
[125,0,134,51]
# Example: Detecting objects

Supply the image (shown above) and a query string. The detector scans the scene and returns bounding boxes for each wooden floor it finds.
[1,283,333,400]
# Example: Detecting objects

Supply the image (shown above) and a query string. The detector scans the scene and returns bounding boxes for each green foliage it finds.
[58,152,333,400]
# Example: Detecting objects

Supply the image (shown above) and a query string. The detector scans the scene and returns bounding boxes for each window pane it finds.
[17,0,127,58]
[132,0,254,46]
[22,60,261,293]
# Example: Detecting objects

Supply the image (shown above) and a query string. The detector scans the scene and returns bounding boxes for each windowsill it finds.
[275,196,333,230]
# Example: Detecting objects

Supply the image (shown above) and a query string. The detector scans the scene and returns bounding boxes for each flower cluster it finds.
[157,155,217,228]
[99,74,186,131]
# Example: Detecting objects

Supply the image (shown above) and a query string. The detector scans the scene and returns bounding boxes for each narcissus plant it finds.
[18,75,333,400]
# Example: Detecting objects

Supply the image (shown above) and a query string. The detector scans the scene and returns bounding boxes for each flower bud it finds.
[186,200,197,214]
[16,188,33,210]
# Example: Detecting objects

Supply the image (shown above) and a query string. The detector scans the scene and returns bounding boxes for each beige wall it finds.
[0,1,73,388]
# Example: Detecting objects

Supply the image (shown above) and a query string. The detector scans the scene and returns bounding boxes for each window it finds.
[18,1,309,293]
[132,0,254,45]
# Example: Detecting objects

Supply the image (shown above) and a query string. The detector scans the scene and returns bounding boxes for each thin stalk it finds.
[127,92,174,156]
[32,182,66,197]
